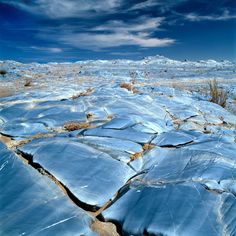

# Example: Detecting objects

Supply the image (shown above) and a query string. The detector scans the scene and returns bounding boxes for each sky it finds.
[0,0,235,62]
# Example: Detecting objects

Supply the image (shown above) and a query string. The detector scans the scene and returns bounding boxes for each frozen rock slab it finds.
[35,112,86,128]
[0,113,88,138]
[1,121,49,137]
[0,103,29,122]
[133,116,173,134]
[140,138,236,194]
[0,99,86,129]
[0,100,75,122]
[104,96,170,121]
[162,101,199,121]
[76,136,142,163]
[102,117,136,129]
[151,130,195,147]
[220,180,236,195]
[183,138,236,163]
[0,141,96,236]
[143,147,236,184]
[195,100,236,125]
[18,138,135,207]
[84,127,155,144]
[103,181,236,236]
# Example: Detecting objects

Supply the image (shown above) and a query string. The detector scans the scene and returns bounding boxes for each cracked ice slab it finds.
[104,96,170,121]
[194,100,236,125]
[142,145,236,185]
[0,141,96,236]
[76,136,142,154]
[103,181,236,235]
[0,99,87,137]
[151,130,195,147]
[102,117,136,129]
[1,121,48,137]
[155,97,200,120]
[18,138,135,207]
[76,136,142,163]
[137,137,236,193]
[84,127,155,144]
[0,112,86,137]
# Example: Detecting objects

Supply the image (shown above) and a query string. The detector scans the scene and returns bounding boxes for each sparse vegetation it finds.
[120,82,133,91]
[24,78,32,87]
[107,114,113,120]
[130,152,143,161]
[72,88,93,99]
[0,69,7,76]
[86,112,93,119]
[142,143,154,151]
[120,82,139,94]
[64,121,91,131]
[209,79,228,107]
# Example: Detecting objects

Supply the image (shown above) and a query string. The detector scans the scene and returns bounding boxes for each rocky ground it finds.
[0,56,236,235]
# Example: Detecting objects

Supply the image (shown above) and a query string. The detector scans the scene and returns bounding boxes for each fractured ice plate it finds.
[84,127,155,144]
[151,130,195,147]
[1,121,48,137]
[103,181,236,235]
[143,147,236,183]
[18,138,135,207]
[76,136,142,163]
[0,141,96,236]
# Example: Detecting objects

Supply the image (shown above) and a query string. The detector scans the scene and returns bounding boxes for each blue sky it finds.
[0,0,235,62]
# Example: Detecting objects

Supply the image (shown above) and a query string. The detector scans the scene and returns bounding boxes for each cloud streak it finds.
[30,46,63,53]
[58,32,174,49]
[185,9,236,22]
[1,0,122,18]
[130,0,187,11]
[1,1,176,51]
[1,0,235,61]
[93,17,163,32]
[44,17,175,50]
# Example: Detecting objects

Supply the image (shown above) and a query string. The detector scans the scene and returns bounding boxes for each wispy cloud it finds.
[1,0,235,61]
[58,32,174,49]
[185,9,236,22]
[93,17,163,32]
[1,0,122,18]
[1,1,175,51]
[130,0,187,12]
[47,17,175,50]
[30,46,63,53]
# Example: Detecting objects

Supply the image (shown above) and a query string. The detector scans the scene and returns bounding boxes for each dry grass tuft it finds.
[130,152,143,161]
[142,143,154,151]
[120,82,133,91]
[24,78,32,87]
[86,112,93,119]
[209,79,228,107]
[31,133,55,139]
[120,82,139,94]
[64,121,91,131]
[0,134,30,149]
[72,88,93,99]
[9,139,30,149]
[91,220,119,236]
[107,114,113,120]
